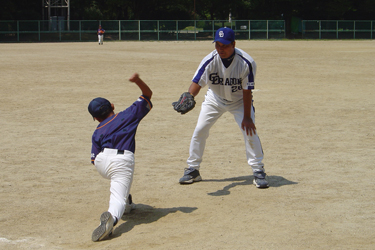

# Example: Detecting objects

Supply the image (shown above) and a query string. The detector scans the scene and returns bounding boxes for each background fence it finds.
[302,20,374,39]
[0,20,284,42]
[0,19,373,42]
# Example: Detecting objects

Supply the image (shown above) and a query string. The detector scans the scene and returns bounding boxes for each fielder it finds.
[88,73,153,241]
[172,27,269,188]
[97,25,105,45]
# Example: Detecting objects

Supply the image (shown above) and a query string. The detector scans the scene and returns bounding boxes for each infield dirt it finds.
[0,40,374,249]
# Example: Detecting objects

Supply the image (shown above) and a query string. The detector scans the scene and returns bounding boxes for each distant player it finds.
[97,25,105,45]
[88,73,153,241]
[173,27,269,188]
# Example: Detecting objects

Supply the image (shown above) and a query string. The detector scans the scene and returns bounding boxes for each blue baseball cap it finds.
[213,27,235,45]
[88,97,111,118]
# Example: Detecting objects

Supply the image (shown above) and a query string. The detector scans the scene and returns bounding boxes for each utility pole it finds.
[194,0,196,20]
[43,0,70,30]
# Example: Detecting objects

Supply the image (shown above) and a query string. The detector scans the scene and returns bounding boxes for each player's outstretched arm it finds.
[129,73,152,99]
[188,82,201,97]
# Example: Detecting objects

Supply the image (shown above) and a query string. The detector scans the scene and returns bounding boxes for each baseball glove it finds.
[172,92,196,114]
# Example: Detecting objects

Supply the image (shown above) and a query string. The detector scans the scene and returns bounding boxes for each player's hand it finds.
[129,73,140,83]
[241,117,256,136]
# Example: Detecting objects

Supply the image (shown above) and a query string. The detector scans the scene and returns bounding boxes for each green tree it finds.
[1,0,40,20]
[1,0,374,21]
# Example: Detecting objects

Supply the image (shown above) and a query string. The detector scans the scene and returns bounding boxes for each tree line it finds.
[2,0,374,21]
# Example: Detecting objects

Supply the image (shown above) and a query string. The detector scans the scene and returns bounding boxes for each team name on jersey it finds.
[209,73,242,86]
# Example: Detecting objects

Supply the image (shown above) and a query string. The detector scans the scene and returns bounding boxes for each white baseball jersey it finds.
[192,48,257,103]
[187,47,265,173]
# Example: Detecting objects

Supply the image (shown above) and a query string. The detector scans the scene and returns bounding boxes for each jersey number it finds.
[231,85,243,92]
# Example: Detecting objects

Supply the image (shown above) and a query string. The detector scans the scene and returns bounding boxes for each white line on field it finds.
[0,237,29,243]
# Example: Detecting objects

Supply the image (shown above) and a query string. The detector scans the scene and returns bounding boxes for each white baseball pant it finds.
[187,91,265,173]
[94,148,134,221]
[98,35,103,44]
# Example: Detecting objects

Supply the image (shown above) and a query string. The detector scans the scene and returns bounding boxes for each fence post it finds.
[59,20,61,41]
[194,20,197,40]
[176,20,178,41]
[371,21,373,39]
[119,20,121,41]
[157,20,160,41]
[79,20,81,41]
[336,21,338,39]
[248,20,250,39]
[353,21,356,39]
[38,21,41,42]
[138,20,141,41]
[267,20,269,39]
[319,20,321,39]
[17,21,19,42]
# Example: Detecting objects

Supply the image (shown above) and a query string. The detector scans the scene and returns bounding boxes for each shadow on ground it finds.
[111,205,197,239]
[204,175,298,196]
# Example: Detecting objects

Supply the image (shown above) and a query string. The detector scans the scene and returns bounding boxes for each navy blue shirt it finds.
[91,95,152,164]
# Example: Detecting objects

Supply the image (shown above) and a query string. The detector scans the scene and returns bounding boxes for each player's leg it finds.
[92,152,115,241]
[92,150,135,240]
[230,103,269,188]
[107,152,135,222]
[123,193,136,215]
[98,35,101,45]
[187,98,223,168]
[180,95,223,184]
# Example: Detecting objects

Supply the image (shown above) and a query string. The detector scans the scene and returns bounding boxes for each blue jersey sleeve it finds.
[91,141,101,164]
[192,51,216,85]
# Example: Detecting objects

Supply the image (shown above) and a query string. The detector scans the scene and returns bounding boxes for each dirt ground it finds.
[0,39,374,250]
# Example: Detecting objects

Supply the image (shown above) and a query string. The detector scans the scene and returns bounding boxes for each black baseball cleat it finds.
[253,172,269,188]
[123,194,136,215]
[179,168,202,184]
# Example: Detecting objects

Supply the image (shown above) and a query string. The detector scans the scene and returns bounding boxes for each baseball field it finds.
[1,39,374,249]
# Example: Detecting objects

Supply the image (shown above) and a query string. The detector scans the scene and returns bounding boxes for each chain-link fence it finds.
[2,19,373,42]
[302,20,374,39]
[0,20,285,42]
